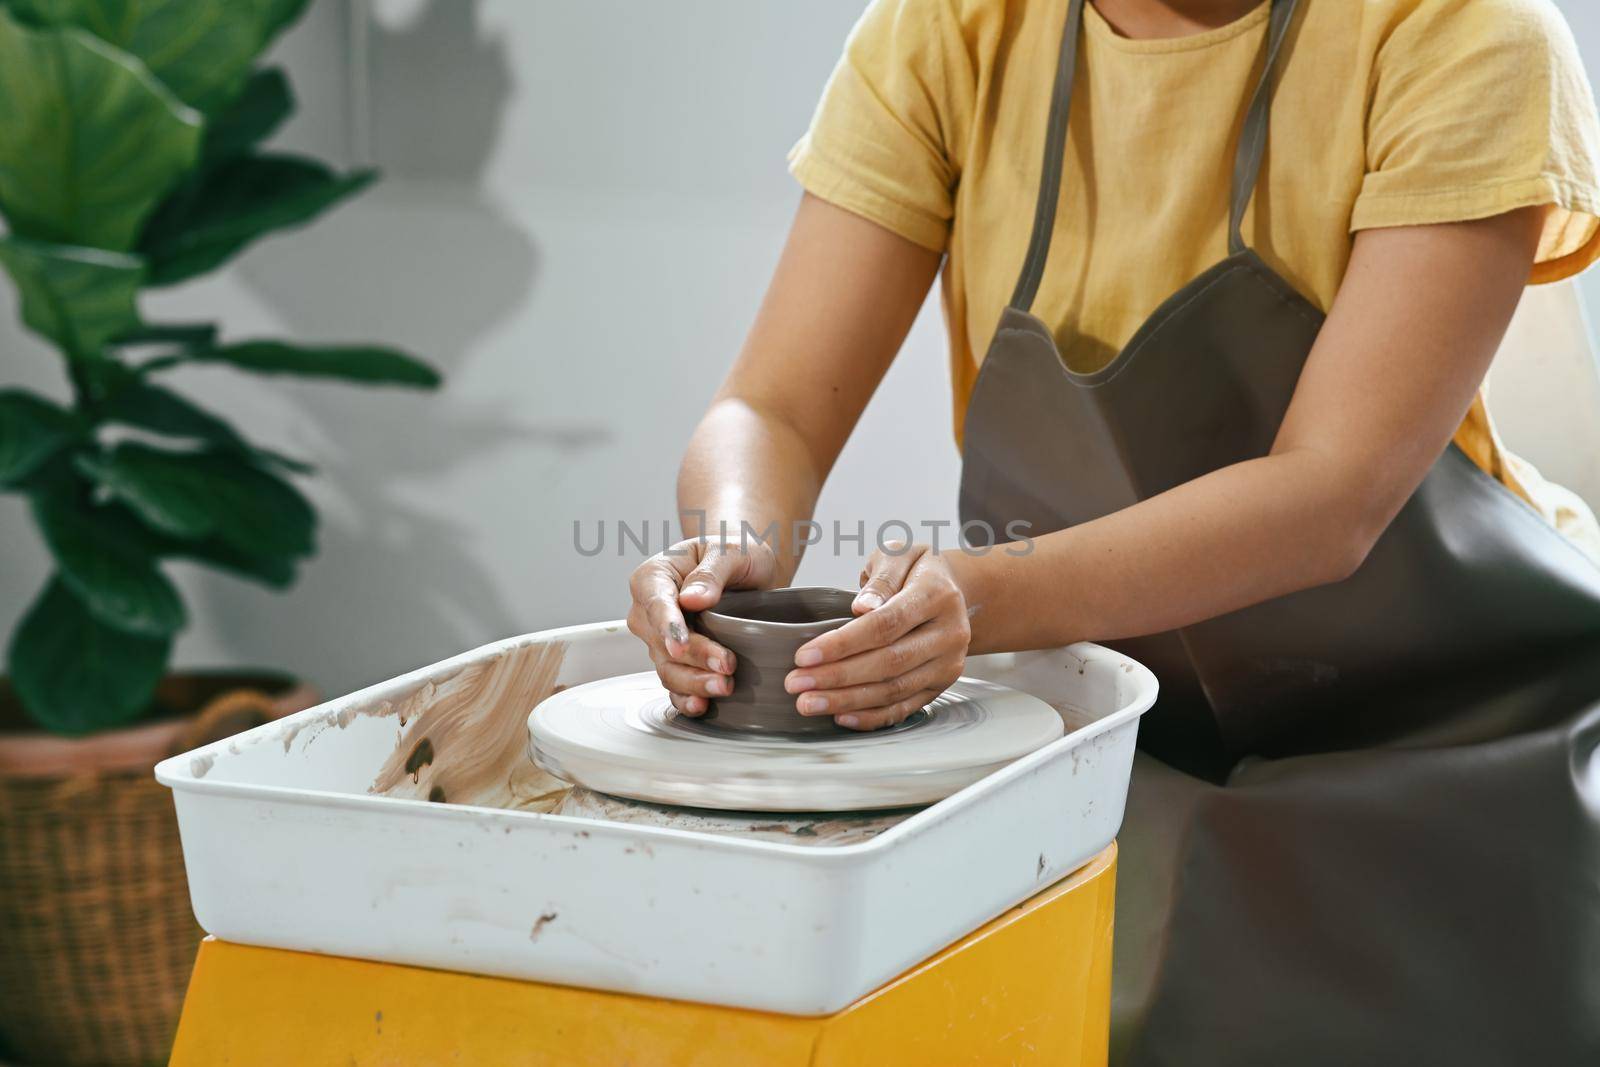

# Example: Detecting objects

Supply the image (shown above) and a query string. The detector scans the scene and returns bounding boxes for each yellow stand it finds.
[172,843,1115,1066]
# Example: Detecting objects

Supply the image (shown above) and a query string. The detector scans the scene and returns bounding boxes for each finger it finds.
[632,559,692,657]
[656,661,734,699]
[855,544,919,614]
[647,632,734,675]
[679,543,754,612]
[835,689,941,732]
[668,690,708,717]
[627,602,673,667]
[795,584,944,667]
[792,656,956,717]
[625,603,657,650]
[785,621,947,695]
[678,632,735,675]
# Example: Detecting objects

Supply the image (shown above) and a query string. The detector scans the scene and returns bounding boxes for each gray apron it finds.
[958,1,1600,1063]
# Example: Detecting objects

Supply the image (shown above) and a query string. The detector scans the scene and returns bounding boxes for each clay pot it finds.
[0,672,318,1066]
[691,587,856,736]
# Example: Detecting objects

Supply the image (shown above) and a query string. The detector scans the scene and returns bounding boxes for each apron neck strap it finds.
[1227,0,1299,255]
[1009,0,1301,312]
[1009,0,1087,313]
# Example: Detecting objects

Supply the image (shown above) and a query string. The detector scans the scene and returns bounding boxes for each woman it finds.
[628,0,1600,1062]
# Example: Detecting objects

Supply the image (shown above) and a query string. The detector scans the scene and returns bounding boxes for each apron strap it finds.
[1009,0,1087,312]
[1009,0,1300,312]
[1227,0,1300,255]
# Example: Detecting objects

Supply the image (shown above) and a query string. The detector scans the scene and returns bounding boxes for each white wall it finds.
[0,0,961,699]
[2,0,1598,701]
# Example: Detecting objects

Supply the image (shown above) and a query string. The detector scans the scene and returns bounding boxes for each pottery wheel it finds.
[528,671,1065,812]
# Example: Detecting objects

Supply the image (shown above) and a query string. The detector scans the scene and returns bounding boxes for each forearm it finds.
[676,193,941,583]
[952,210,1542,656]
[678,399,824,584]
[950,446,1382,653]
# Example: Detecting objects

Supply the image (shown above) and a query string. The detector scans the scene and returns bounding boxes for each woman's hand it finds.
[627,537,779,716]
[784,543,971,731]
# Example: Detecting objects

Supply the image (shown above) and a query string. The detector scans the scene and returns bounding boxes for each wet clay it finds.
[691,587,856,737]
[371,641,572,812]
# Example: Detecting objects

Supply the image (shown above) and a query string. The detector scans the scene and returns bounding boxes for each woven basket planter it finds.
[0,674,318,1067]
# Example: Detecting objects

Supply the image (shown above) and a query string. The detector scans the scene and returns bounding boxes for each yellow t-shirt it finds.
[789,0,1600,548]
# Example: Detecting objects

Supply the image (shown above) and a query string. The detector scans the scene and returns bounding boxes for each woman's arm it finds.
[626,193,939,715]
[676,192,940,576]
[788,205,1548,720]
[945,207,1545,653]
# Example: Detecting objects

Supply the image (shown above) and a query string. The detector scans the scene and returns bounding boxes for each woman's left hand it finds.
[784,543,972,731]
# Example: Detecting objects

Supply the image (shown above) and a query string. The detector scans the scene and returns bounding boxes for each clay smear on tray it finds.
[556,787,916,847]
[371,641,570,811]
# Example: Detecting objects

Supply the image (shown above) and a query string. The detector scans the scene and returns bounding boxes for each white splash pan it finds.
[156,621,1156,1016]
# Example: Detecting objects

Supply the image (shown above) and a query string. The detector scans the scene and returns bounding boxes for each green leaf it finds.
[10,0,268,113]
[65,481,302,588]
[248,448,315,476]
[140,155,374,286]
[0,390,77,483]
[111,321,219,347]
[103,380,244,445]
[123,0,261,112]
[32,492,186,636]
[0,0,120,36]
[100,379,314,473]
[203,66,291,163]
[180,340,442,388]
[7,575,171,734]
[242,0,308,49]
[72,355,137,403]
[76,441,316,558]
[164,535,297,589]
[0,238,144,358]
[0,8,202,250]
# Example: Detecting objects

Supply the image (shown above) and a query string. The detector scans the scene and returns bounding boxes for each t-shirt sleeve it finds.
[788,0,972,253]
[1351,0,1600,283]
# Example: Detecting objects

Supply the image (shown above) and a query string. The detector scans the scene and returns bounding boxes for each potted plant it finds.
[0,2,439,1063]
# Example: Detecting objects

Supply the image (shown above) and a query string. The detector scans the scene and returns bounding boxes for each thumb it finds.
[854,542,919,614]
[677,543,749,611]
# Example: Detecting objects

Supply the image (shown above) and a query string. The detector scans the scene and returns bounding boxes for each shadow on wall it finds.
[184,1,607,692]
[367,0,513,182]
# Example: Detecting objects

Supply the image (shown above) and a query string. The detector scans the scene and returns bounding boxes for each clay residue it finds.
[1049,699,1098,732]
[370,641,572,812]
[404,737,435,779]
[556,787,917,847]
[275,681,434,754]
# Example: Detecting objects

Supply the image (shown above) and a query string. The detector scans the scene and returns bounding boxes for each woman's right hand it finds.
[626,537,779,716]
